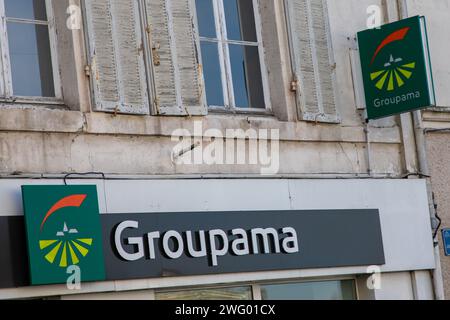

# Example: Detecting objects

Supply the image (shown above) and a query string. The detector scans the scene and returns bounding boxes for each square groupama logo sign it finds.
[22,185,105,286]
[358,16,435,120]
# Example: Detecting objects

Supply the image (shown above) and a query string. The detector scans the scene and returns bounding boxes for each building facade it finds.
[411,0,450,300]
[0,0,445,300]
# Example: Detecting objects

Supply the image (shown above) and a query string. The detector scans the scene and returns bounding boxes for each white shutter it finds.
[145,0,206,116]
[286,0,339,123]
[85,0,149,114]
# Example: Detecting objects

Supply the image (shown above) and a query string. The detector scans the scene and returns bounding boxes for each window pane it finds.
[195,0,216,38]
[229,44,264,108]
[5,0,47,21]
[201,42,224,106]
[156,286,252,300]
[261,280,357,300]
[7,22,55,97]
[223,0,257,42]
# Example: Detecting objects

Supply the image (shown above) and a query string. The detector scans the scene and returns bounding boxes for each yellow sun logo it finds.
[39,222,93,268]
[370,55,416,91]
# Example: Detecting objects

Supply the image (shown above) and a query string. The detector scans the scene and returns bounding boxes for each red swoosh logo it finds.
[40,194,87,231]
[370,27,410,65]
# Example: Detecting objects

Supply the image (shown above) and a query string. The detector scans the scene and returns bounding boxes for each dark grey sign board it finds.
[0,210,384,288]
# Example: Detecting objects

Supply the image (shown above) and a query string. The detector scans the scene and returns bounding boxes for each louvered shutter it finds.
[145,0,207,116]
[286,0,339,123]
[85,0,149,114]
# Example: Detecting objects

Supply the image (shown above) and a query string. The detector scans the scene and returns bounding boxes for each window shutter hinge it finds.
[152,43,161,66]
[290,78,299,92]
[84,65,91,77]
[154,96,160,114]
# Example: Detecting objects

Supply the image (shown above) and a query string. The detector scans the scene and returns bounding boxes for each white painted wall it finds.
[373,272,415,300]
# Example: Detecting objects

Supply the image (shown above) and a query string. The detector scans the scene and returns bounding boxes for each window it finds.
[85,0,206,116]
[260,280,357,300]
[0,0,59,99]
[156,286,252,300]
[195,0,269,110]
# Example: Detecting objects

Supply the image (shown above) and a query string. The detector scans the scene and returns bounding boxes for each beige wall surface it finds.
[427,133,450,298]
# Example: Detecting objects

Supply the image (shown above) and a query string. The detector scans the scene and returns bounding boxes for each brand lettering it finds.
[373,91,421,108]
[114,221,300,266]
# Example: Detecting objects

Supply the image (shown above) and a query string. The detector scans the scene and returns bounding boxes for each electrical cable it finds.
[63,172,106,185]
[432,192,442,241]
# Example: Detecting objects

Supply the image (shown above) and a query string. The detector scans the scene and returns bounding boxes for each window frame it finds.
[0,0,62,104]
[196,0,271,113]
[152,276,359,300]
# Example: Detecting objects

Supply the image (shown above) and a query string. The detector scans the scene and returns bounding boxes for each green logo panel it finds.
[357,16,434,120]
[22,185,105,285]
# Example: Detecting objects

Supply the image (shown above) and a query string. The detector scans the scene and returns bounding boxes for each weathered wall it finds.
[0,109,403,176]
[427,133,450,298]
[0,0,405,178]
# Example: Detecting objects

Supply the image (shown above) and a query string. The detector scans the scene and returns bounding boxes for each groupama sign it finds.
[22,185,105,285]
[358,16,435,120]
[21,185,385,286]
